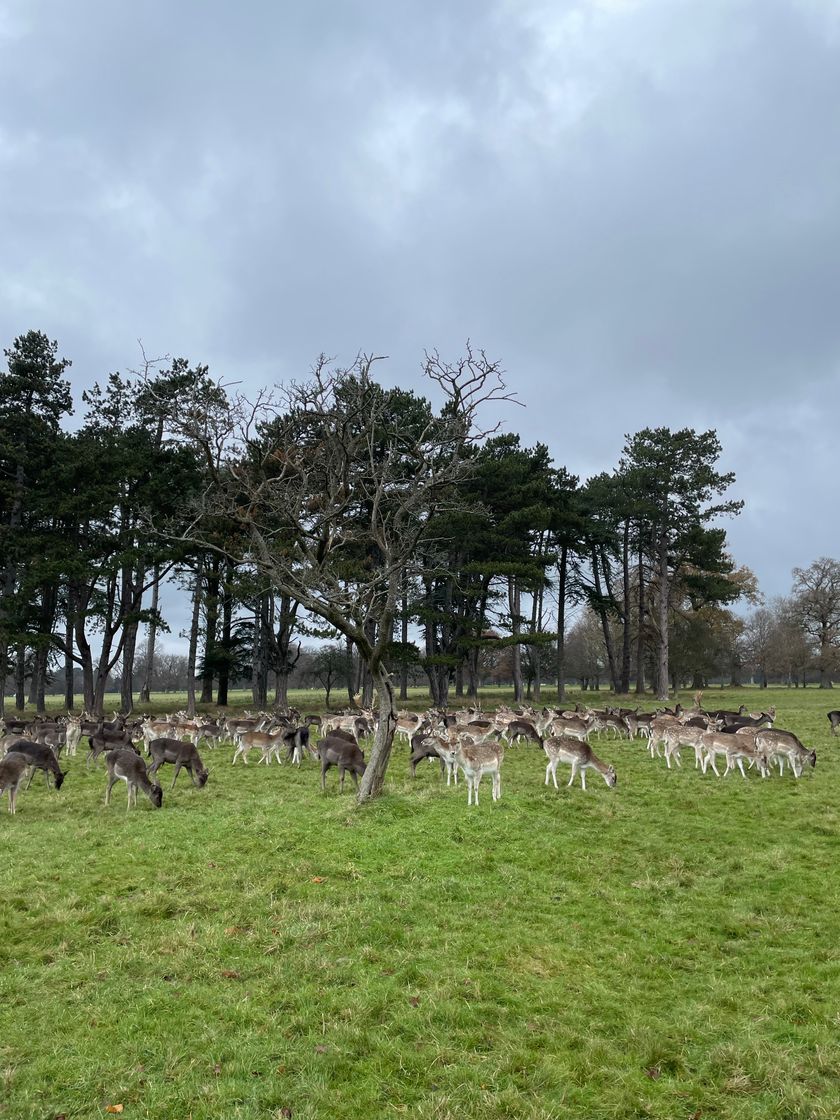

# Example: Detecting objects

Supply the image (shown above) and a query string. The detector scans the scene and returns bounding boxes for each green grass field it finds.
[2,688,839,1119]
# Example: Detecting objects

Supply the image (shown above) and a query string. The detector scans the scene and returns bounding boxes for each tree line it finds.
[5,329,828,796]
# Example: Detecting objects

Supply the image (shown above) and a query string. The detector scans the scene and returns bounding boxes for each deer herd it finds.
[0,693,821,815]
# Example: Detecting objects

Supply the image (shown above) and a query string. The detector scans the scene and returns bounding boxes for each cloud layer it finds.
[2,0,839,614]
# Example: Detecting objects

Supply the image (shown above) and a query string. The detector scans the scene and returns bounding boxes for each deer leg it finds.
[25,765,37,791]
[737,759,747,779]
[171,762,182,790]
[580,768,587,791]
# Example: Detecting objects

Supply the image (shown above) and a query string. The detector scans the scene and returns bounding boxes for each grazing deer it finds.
[105,749,163,809]
[723,735,770,779]
[7,740,67,790]
[827,711,840,736]
[450,739,504,805]
[503,718,543,746]
[0,752,28,813]
[755,729,816,777]
[543,736,616,790]
[317,735,366,792]
[147,738,209,789]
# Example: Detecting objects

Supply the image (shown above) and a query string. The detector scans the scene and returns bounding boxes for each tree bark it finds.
[509,577,524,703]
[186,561,203,718]
[15,643,26,711]
[251,592,270,707]
[635,545,646,695]
[64,608,74,711]
[361,620,376,708]
[357,661,397,803]
[399,571,409,701]
[271,593,300,707]
[346,634,356,704]
[0,463,25,716]
[556,545,568,703]
[619,521,631,694]
[591,547,620,693]
[201,556,221,704]
[216,559,234,706]
[656,525,670,701]
[139,565,160,704]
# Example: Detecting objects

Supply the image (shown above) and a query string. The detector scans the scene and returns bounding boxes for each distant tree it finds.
[309,643,349,707]
[0,331,73,711]
[792,557,840,688]
[619,428,743,699]
[742,606,776,687]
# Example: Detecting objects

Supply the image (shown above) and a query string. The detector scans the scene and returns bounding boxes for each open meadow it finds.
[2,687,839,1120]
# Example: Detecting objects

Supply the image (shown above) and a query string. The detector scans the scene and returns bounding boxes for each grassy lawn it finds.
[2,688,839,1119]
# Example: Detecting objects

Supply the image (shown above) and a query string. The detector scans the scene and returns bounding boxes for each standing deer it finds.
[450,739,504,806]
[542,736,617,790]
[0,752,28,813]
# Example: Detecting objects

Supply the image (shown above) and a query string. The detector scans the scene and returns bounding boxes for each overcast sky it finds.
[2,0,839,646]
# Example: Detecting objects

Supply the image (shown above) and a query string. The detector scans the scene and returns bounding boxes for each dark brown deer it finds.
[0,752,28,813]
[318,735,366,792]
[7,739,67,790]
[87,727,137,768]
[147,738,209,789]
[409,731,446,778]
[283,726,310,765]
[105,749,163,809]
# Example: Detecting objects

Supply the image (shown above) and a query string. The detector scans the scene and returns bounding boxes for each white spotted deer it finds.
[543,736,617,791]
[450,738,504,805]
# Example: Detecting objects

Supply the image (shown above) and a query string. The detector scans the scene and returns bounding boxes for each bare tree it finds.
[792,557,840,688]
[171,346,514,801]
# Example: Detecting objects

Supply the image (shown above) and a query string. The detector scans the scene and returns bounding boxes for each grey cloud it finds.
[1,0,839,602]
